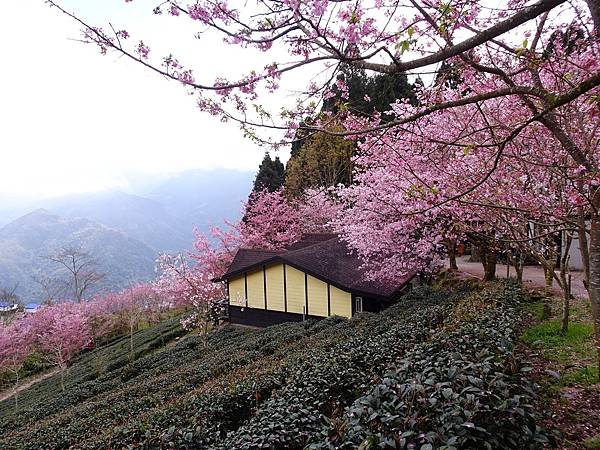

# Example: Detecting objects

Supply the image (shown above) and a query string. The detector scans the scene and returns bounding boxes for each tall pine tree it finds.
[252,153,285,193]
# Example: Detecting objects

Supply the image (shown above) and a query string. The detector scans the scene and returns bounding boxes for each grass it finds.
[522,320,594,363]
[521,297,597,388]
[522,300,545,321]
[584,434,600,449]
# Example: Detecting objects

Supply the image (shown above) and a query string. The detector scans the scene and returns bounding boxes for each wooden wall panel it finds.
[228,276,246,306]
[330,285,352,318]
[285,265,305,314]
[307,275,328,317]
[246,269,265,309]
[265,264,285,311]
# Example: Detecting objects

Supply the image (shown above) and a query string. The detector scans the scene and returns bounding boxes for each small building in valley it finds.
[25,303,40,313]
[217,234,415,327]
[0,301,18,313]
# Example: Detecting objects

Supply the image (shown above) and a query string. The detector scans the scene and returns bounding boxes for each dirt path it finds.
[448,256,588,299]
[0,368,60,403]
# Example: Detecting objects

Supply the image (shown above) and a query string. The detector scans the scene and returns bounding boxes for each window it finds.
[355,296,363,313]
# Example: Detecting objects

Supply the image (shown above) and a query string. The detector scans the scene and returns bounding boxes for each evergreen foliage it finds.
[322,64,418,119]
[285,66,418,196]
[252,153,285,193]
[285,123,355,197]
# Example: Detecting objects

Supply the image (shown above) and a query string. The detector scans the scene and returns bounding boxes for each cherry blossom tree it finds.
[85,292,123,344]
[48,0,600,376]
[47,0,599,146]
[239,188,341,249]
[0,322,33,412]
[32,303,92,391]
[155,229,232,346]
[239,189,305,250]
[154,190,340,343]
[297,188,343,233]
[117,284,160,357]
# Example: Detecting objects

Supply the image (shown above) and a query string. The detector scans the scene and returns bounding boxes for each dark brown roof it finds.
[286,233,338,250]
[225,248,284,275]
[218,234,414,300]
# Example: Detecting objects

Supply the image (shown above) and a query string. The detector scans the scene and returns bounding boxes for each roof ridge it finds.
[237,247,285,253]
[284,235,340,255]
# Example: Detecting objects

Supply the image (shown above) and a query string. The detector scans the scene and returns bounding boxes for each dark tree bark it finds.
[588,215,600,381]
[542,265,554,320]
[447,238,458,270]
[470,244,481,263]
[587,0,600,36]
[507,250,525,283]
[559,233,573,333]
[515,253,524,283]
[481,246,497,281]
[561,275,571,334]
[577,205,590,291]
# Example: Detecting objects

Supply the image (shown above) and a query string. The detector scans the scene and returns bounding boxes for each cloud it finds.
[0,0,272,198]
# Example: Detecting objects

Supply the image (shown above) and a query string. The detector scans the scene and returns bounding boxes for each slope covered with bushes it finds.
[0,281,550,449]
[0,315,186,418]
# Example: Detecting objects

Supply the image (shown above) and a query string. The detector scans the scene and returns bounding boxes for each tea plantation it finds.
[0,315,187,418]
[0,282,550,449]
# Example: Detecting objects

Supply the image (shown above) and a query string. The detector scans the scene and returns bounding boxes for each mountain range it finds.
[0,169,255,302]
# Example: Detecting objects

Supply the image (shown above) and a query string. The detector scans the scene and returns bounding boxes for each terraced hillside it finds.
[0,282,550,449]
[0,315,187,417]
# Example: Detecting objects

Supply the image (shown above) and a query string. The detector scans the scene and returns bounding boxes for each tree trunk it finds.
[13,371,19,413]
[482,247,497,281]
[447,238,458,270]
[588,216,600,382]
[515,253,524,283]
[544,265,554,295]
[578,207,590,291]
[561,275,571,334]
[130,323,134,359]
[60,368,65,392]
[507,250,524,283]
[586,0,600,36]
[542,265,554,319]
[470,245,481,263]
[560,234,573,334]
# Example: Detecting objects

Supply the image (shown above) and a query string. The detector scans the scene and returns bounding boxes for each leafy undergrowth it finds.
[0,282,549,449]
[520,294,599,449]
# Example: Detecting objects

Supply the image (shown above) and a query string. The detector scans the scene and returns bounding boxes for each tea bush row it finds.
[0,284,544,450]
[0,315,186,418]
[308,282,551,450]
[0,287,451,449]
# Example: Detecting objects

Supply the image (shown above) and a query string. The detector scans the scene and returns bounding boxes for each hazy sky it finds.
[0,1,289,199]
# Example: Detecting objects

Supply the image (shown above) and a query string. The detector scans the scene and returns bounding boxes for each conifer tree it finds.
[252,153,285,193]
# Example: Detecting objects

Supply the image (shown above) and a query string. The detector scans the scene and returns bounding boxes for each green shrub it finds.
[308,282,551,450]
[0,282,550,450]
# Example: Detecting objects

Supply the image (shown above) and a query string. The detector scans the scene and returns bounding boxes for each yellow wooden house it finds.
[216,234,415,327]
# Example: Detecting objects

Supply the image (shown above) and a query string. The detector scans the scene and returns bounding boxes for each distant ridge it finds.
[0,209,156,302]
[0,168,255,302]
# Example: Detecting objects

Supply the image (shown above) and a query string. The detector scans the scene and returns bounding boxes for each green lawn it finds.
[521,298,597,388]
